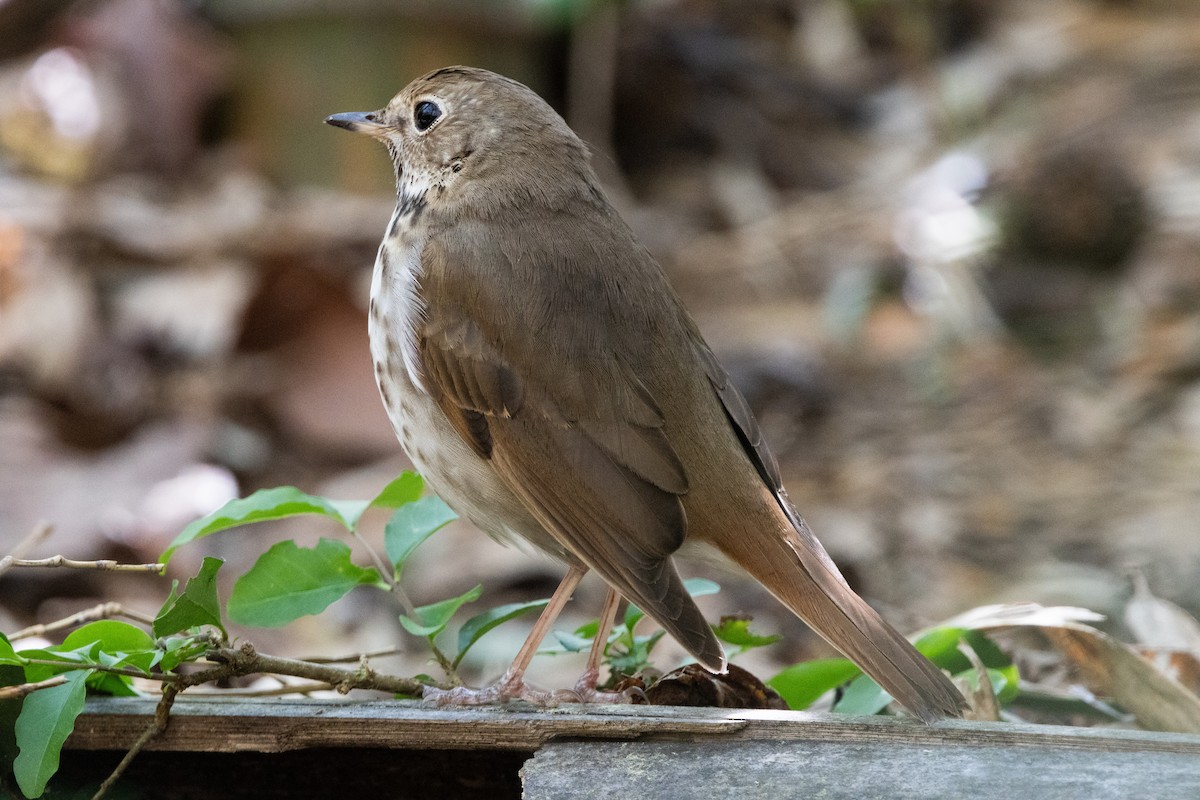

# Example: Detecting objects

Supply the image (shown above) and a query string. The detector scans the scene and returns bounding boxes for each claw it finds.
[564,666,631,705]
[420,666,633,707]
[422,669,555,706]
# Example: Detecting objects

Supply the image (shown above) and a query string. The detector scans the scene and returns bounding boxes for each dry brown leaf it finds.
[932,602,1200,732]
[1044,626,1200,734]
[933,602,1106,631]
[1134,648,1200,697]
[957,641,1001,722]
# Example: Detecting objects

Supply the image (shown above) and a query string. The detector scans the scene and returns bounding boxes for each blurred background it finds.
[1,0,1199,689]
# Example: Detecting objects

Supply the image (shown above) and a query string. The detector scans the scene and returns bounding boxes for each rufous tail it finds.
[717,508,966,723]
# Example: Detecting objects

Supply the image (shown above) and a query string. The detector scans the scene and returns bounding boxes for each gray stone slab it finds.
[522,739,1200,800]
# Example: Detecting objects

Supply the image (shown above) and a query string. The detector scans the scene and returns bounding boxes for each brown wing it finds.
[416,224,724,670]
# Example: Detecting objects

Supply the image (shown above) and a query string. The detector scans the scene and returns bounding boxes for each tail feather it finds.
[718,506,965,722]
[622,561,728,674]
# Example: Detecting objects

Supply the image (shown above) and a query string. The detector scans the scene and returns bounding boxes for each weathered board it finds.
[64,698,1200,799]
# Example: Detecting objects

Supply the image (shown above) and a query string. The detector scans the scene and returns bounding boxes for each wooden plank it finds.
[67,697,1200,756]
[523,739,1200,800]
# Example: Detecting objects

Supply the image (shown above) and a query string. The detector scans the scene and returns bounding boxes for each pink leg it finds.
[562,586,624,702]
[424,565,587,706]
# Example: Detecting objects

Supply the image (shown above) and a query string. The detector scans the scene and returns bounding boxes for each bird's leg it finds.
[424,564,586,706]
[557,585,629,703]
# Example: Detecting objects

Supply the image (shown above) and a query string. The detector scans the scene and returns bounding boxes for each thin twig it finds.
[0,675,67,700]
[346,531,456,684]
[92,684,178,800]
[350,527,420,617]
[427,642,461,686]
[0,520,54,577]
[182,681,335,697]
[122,607,158,626]
[203,643,427,695]
[9,602,154,640]
[22,645,431,694]
[21,659,175,682]
[351,528,395,587]
[4,556,164,573]
[301,646,404,664]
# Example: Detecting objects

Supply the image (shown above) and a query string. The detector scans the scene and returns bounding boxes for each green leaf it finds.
[454,599,550,666]
[60,621,155,655]
[0,662,23,780]
[837,662,1006,718]
[776,628,982,716]
[574,620,601,639]
[329,472,429,532]
[608,631,665,675]
[85,670,137,697]
[913,626,969,669]
[16,645,97,683]
[623,577,720,630]
[399,585,483,639]
[767,658,862,710]
[0,633,25,666]
[370,471,425,509]
[712,615,782,654]
[549,630,594,654]
[384,496,457,573]
[158,636,211,673]
[13,670,87,798]
[833,673,892,716]
[154,556,226,637]
[957,662,1020,704]
[40,625,157,698]
[161,487,356,562]
[958,666,1013,699]
[327,500,371,530]
[228,538,382,627]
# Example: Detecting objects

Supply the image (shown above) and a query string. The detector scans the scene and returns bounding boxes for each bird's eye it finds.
[414,100,442,131]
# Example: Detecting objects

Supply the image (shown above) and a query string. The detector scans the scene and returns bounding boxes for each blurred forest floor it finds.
[2,0,1200,690]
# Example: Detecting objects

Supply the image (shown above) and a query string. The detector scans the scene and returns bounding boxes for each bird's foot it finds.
[547,667,638,705]
[422,667,635,707]
[423,668,555,707]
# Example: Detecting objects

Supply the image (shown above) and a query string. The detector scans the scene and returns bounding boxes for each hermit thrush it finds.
[327,67,964,721]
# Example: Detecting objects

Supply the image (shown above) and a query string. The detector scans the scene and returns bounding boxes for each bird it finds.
[326,66,965,722]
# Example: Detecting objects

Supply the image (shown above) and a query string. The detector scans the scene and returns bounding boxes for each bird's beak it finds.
[325,111,389,137]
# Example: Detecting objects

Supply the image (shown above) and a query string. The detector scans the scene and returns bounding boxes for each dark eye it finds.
[414,100,442,131]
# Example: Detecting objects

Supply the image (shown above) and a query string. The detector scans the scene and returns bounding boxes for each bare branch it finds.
[0,520,53,577]
[4,555,164,573]
[183,681,335,697]
[9,602,153,640]
[20,643,430,695]
[202,643,427,695]
[0,675,67,700]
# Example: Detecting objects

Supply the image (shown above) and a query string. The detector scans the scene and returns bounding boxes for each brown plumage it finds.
[327,66,965,721]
